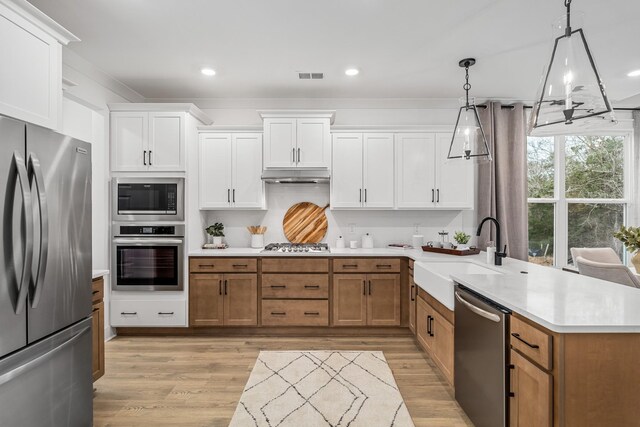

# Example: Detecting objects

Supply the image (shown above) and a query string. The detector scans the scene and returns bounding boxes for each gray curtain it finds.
[476,102,528,261]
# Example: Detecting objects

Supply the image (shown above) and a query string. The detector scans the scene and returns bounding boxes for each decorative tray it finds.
[421,246,480,256]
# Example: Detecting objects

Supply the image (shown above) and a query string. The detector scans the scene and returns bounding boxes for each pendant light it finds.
[447,58,491,161]
[530,0,613,130]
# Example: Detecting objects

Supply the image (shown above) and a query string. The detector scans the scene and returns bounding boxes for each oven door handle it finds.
[113,239,184,245]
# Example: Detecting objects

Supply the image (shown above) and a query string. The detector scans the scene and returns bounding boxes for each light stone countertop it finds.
[92,270,109,279]
[188,247,640,333]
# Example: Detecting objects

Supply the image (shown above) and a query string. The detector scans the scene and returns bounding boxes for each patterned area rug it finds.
[229,351,415,427]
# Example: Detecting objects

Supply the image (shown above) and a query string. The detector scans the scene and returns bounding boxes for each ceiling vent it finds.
[298,72,324,80]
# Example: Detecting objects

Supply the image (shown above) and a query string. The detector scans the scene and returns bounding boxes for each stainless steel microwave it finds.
[112,178,184,222]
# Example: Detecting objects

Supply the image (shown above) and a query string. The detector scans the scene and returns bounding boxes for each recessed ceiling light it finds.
[201,67,216,76]
[345,68,359,76]
[627,69,640,77]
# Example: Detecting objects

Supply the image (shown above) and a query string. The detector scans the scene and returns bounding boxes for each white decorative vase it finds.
[251,234,264,248]
[213,236,223,246]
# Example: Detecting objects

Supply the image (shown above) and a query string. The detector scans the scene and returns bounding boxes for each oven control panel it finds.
[114,223,185,237]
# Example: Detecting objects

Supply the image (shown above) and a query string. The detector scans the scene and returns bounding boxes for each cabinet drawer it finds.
[510,316,553,370]
[261,258,328,273]
[189,258,257,273]
[333,258,401,273]
[262,300,329,326]
[110,299,186,327]
[91,278,104,303]
[262,274,329,299]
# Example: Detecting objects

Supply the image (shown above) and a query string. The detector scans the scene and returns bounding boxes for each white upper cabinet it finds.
[331,133,394,209]
[260,111,334,169]
[109,104,211,173]
[435,133,474,209]
[0,0,79,129]
[199,132,265,210]
[395,132,474,210]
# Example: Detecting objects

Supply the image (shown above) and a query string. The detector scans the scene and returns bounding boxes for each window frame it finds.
[527,131,632,268]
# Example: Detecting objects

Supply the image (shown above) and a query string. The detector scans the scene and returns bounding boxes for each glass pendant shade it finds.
[530,4,612,130]
[448,97,491,161]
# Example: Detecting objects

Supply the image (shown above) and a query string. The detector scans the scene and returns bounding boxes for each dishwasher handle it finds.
[455,291,501,323]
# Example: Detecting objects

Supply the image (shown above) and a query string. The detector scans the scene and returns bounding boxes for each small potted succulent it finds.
[206,222,225,246]
[454,231,471,250]
[614,225,640,272]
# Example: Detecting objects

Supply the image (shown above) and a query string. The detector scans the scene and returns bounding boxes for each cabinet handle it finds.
[429,316,434,336]
[92,290,99,295]
[121,312,137,315]
[368,280,372,295]
[343,264,358,268]
[227,189,230,203]
[426,315,432,335]
[143,150,147,166]
[149,150,152,166]
[92,307,99,313]
[364,189,367,203]
[219,279,222,295]
[233,264,247,268]
[436,189,440,203]
[304,285,320,289]
[158,311,174,315]
[359,189,362,203]
[508,364,516,397]
[292,147,296,163]
[376,264,392,269]
[232,189,235,203]
[270,285,286,289]
[304,311,320,316]
[363,280,366,295]
[431,189,435,203]
[511,333,540,349]
[410,284,415,302]
[224,279,228,295]
[297,148,301,163]
[198,264,214,268]
[271,311,286,316]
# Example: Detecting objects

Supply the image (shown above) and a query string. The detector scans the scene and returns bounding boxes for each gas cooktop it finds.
[262,243,330,253]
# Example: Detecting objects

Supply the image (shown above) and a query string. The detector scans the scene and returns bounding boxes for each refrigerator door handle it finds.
[0,324,90,387]
[12,151,34,315]
[27,153,48,308]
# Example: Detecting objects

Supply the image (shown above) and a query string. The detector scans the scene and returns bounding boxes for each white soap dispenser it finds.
[336,235,345,249]
[486,241,496,264]
[362,233,374,249]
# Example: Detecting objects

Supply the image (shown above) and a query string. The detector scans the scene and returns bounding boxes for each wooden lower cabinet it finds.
[91,277,105,382]
[189,273,257,326]
[262,300,329,326]
[509,349,552,427]
[415,293,454,385]
[333,273,400,326]
[333,274,367,326]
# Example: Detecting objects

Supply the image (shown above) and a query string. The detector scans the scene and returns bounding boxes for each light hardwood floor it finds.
[94,336,473,427]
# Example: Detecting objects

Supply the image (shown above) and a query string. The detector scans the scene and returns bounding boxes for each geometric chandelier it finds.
[530,0,613,129]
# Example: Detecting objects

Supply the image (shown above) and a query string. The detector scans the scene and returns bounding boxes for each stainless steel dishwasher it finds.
[454,283,511,427]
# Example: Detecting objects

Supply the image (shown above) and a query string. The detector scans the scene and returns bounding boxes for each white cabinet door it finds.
[0,3,62,130]
[435,133,474,209]
[199,133,232,209]
[331,134,363,208]
[363,133,394,208]
[296,118,330,168]
[232,133,265,209]
[396,133,436,208]
[148,112,184,172]
[263,118,296,168]
[111,112,148,172]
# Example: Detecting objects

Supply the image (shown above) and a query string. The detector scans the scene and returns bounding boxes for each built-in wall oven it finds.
[112,224,184,291]
[113,178,184,222]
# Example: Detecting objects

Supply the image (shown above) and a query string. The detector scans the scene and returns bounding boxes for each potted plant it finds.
[454,231,471,250]
[206,223,225,246]
[614,225,640,272]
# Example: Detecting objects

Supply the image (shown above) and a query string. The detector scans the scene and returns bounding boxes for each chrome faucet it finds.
[476,217,507,266]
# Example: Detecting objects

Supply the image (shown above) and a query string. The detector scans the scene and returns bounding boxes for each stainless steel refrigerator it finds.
[0,116,93,426]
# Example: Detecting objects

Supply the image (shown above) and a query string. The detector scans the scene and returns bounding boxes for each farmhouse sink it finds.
[414,261,503,310]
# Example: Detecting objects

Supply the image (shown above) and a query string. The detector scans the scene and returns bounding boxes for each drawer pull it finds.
[342,264,358,268]
[92,307,99,313]
[92,290,99,295]
[198,264,214,268]
[233,264,248,268]
[304,311,320,316]
[376,264,392,268]
[304,285,320,289]
[270,285,287,289]
[271,311,286,316]
[511,333,540,349]
[158,312,174,315]
[121,312,137,315]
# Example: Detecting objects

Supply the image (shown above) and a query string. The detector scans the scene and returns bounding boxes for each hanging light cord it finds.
[463,63,471,109]
[564,0,572,36]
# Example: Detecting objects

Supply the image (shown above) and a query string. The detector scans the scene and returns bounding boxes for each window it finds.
[527,134,630,267]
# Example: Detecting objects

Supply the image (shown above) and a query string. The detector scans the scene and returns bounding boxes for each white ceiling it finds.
[28,0,640,106]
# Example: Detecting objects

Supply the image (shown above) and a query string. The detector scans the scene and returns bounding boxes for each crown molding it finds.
[108,103,213,125]
[198,125,262,133]
[0,0,79,44]
[258,109,336,124]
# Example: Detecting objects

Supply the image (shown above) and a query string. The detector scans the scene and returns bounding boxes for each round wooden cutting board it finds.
[283,202,329,243]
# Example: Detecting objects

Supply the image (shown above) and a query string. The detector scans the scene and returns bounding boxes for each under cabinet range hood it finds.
[261,169,330,184]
